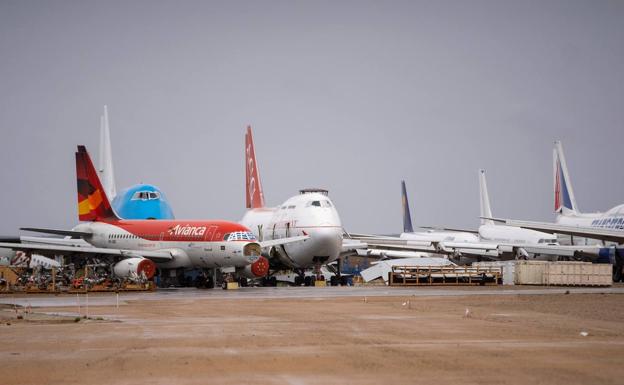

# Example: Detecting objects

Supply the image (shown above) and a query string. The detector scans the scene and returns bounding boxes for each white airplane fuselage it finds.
[478,224,558,245]
[74,221,261,269]
[554,205,624,246]
[241,192,343,269]
[399,231,478,243]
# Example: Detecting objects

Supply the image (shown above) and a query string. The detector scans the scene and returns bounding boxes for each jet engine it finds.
[113,257,156,279]
[237,256,270,278]
[224,242,264,265]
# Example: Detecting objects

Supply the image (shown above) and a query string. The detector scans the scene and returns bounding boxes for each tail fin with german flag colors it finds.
[76,145,119,221]
[245,126,265,209]
[553,140,579,216]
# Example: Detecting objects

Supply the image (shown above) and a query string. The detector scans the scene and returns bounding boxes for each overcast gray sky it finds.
[1,0,623,235]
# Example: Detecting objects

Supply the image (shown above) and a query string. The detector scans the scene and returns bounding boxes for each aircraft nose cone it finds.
[307,226,343,258]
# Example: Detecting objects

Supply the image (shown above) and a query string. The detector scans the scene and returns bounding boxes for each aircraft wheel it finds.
[294,275,303,286]
[303,276,311,286]
[330,276,338,286]
[340,276,349,286]
[239,277,248,287]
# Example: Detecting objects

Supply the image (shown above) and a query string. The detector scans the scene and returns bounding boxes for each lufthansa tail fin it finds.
[401,180,414,233]
[553,140,579,215]
[76,145,119,222]
[479,169,494,225]
[245,126,265,209]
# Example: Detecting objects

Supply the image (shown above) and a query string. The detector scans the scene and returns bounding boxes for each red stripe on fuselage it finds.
[100,220,251,243]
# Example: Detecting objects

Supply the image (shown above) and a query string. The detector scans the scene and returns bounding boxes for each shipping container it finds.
[473,260,612,286]
[544,262,612,286]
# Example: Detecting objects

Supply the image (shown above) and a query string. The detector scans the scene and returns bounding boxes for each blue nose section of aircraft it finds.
[112,184,175,220]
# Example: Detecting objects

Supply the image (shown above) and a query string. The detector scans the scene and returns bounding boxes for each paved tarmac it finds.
[1,285,623,307]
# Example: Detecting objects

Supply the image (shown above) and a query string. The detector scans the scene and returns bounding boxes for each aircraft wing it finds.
[20,236,91,247]
[350,235,606,261]
[491,218,624,244]
[258,235,310,249]
[20,227,91,238]
[341,238,368,252]
[419,226,479,234]
[0,242,173,263]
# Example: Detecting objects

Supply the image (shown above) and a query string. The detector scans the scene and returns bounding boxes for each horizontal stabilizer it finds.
[20,227,92,238]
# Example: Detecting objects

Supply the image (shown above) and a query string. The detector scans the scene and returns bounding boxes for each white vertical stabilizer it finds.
[479,169,494,225]
[553,140,578,215]
[98,105,116,200]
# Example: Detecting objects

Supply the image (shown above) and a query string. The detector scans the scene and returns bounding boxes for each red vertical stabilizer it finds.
[245,126,265,209]
[76,145,118,221]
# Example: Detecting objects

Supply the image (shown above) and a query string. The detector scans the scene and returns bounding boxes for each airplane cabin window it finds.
[309,201,321,207]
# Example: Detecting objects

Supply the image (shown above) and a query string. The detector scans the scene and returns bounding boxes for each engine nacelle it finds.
[237,256,270,278]
[113,257,156,279]
[226,242,263,265]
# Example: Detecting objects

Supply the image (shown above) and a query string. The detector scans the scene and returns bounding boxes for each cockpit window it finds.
[307,200,332,208]
[131,191,161,201]
[223,231,257,241]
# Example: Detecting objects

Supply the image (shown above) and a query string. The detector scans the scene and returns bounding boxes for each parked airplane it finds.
[99,105,175,220]
[493,140,624,280]
[0,107,176,275]
[354,173,592,262]
[0,146,308,287]
[239,126,346,286]
[351,180,485,262]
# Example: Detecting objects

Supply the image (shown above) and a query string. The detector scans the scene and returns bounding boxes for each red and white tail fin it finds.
[245,126,265,209]
[76,145,119,222]
[553,140,578,215]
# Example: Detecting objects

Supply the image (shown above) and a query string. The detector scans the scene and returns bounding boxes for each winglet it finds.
[553,141,578,215]
[479,169,494,225]
[76,145,119,222]
[245,126,265,209]
[401,180,414,233]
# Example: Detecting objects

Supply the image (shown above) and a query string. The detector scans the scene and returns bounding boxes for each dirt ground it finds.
[1,292,624,384]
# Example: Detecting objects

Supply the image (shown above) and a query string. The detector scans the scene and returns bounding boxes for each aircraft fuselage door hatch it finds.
[203,225,218,242]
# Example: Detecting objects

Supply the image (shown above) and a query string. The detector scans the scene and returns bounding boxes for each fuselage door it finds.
[204,225,218,242]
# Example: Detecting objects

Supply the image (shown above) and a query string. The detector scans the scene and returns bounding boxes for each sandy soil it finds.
[1,292,624,384]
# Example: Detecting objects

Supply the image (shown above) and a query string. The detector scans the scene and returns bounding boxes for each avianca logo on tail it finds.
[168,225,207,236]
